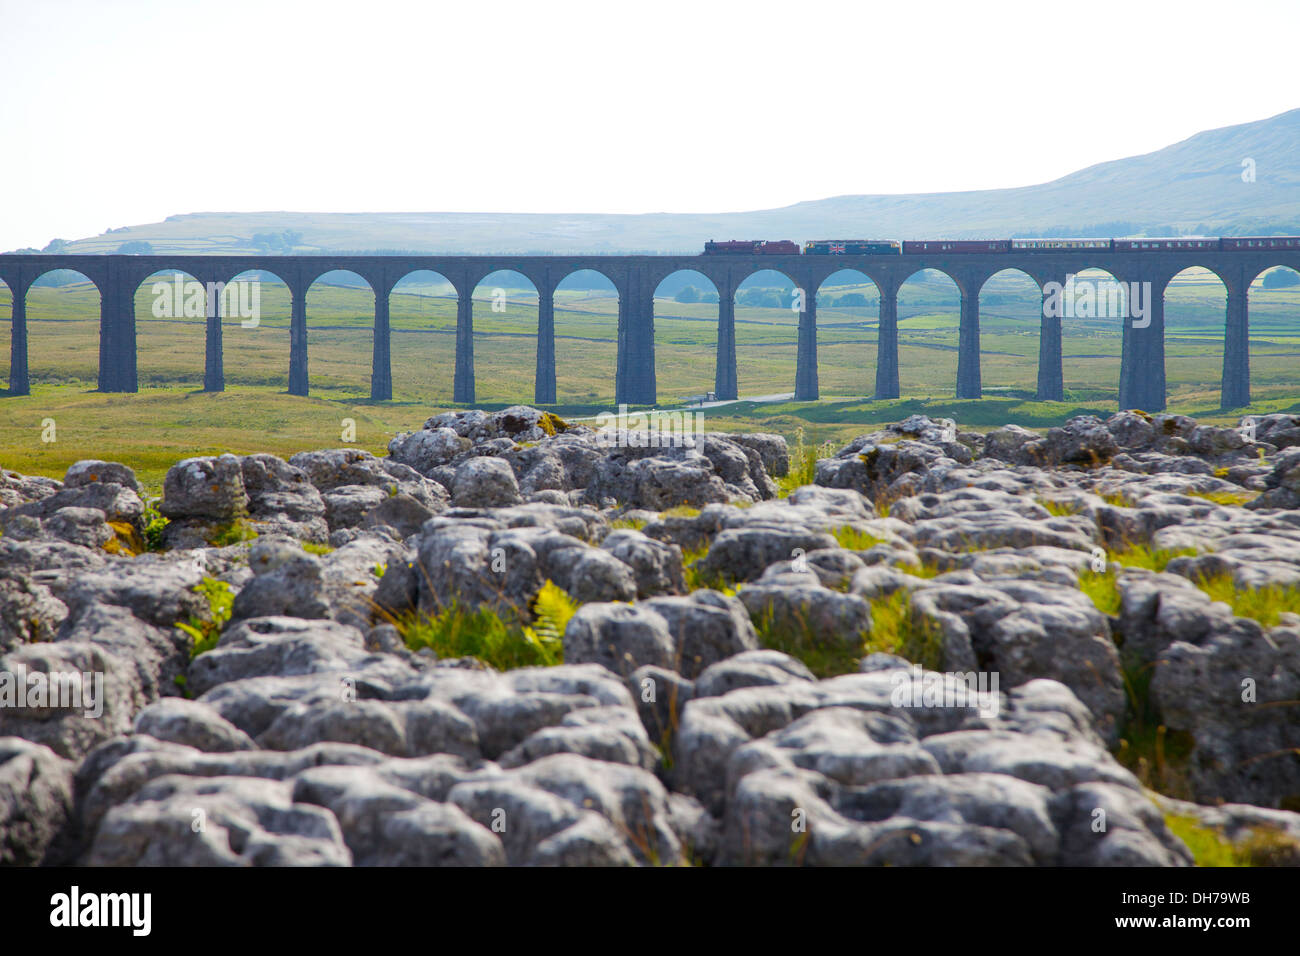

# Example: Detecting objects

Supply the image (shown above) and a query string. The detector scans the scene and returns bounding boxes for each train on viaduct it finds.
[1,238,1298,412]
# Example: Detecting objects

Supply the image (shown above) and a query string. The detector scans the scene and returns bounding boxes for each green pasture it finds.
[1,267,1297,490]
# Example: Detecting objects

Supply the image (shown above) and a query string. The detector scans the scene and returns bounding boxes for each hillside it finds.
[23,109,1300,256]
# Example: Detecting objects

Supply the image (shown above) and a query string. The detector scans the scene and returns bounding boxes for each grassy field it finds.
[1,267,1298,491]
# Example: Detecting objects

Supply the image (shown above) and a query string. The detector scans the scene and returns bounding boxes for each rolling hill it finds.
[20,109,1300,257]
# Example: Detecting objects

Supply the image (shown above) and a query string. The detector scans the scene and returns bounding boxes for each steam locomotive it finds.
[702,239,801,255]
[701,237,1300,255]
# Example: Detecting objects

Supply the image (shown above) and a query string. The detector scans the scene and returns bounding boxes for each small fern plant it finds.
[521,580,577,666]
[176,577,234,659]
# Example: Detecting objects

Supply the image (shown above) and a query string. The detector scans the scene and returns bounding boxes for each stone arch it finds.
[654,268,718,304]
[653,269,720,402]
[731,267,802,398]
[555,265,621,292]
[304,270,378,398]
[554,269,620,404]
[977,266,1042,299]
[0,276,10,391]
[734,265,801,295]
[469,269,540,404]
[899,263,964,292]
[978,267,1044,398]
[1163,265,1227,408]
[1158,262,1231,291]
[1058,267,1128,405]
[895,267,961,399]
[1249,263,1300,289]
[25,267,102,388]
[1062,267,1130,317]
[815,268,882,398]
[219,268,292,390]
[390,269,458,403]
[131,269,208,388]
[1242,265,1300,410]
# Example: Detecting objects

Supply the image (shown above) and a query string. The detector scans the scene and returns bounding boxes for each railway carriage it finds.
[702,236,1300,256]
[804,240,901,255]
[1222,236,1300,251]
[1114,238,1221,252]
[1010,238,1113,252]
[901,240,1011,254]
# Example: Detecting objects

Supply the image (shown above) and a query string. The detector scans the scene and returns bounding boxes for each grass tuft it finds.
[1159,815,1298,867]
[778,426,834,498]
[1113,657,1195,799]
[660,504,700,518]
[393,580,576,669]
[176,576,234,659]
[142,499,169,551]
[751,602,866,678]
[1185,489,1258,507]
[1038,498,1083,517]
[1164,815,1248,867]
[610,516,648,532]
[681,542,734,593]
[897,559,944,579]
[750,589,943,678]
[208,518,258,548]
[833,525,885,551]
[1107,541,1198,573]
[1079,567,1122,616]
[1192,572,1300,628]
[395,603,554,669]
[872,488,904,518]
[867,590,944,671]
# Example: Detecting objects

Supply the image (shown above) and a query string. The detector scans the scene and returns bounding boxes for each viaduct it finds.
[2,249,1297,411]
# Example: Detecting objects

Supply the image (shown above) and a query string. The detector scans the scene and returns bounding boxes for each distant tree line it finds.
[250,230,303,253]
[1262,268,1300,288]
[828,292,874,307]
[671,285,921,309]
[672,285,719,304]
[1014,220,1300,239]
[1012,222,1141,239]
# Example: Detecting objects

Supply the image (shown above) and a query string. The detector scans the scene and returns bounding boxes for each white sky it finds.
[1,0,1297,251]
